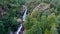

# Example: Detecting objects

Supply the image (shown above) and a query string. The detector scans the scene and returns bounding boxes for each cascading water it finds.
[16,24,22,34]
[22,5,27,21]
[16,5,27,34]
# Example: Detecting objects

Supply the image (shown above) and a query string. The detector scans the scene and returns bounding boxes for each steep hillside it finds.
[23,0,60,34]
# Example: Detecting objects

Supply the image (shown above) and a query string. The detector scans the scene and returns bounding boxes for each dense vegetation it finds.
[0,0,60,34]
[0,0,25,34]
[24,0,60,34]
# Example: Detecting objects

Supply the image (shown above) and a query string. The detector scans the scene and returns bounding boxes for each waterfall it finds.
[16,5,27,34]
[22,5,27,21]
[16,24,22,34]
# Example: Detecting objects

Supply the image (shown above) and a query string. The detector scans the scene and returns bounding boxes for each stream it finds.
[16,5,27,34]
[10,5,27,34]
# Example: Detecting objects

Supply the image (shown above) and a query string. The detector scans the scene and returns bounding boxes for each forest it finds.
[0,0,60,34]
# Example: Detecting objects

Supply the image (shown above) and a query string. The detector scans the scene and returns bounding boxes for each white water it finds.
[22,5,27,21]
[16,5,27,34]
[16,24,22,34]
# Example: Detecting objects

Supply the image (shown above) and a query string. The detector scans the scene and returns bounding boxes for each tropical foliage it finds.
[0,0,25,34]
[0,0,60,34]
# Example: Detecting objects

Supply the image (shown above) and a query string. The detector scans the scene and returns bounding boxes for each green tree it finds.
[0,0,26,34]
